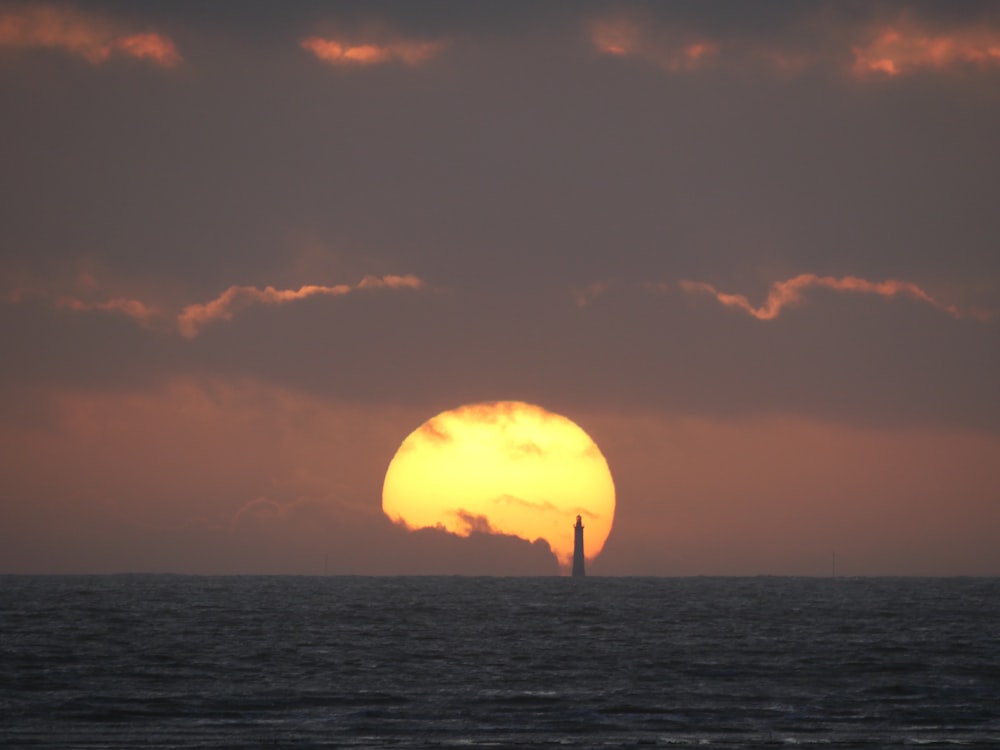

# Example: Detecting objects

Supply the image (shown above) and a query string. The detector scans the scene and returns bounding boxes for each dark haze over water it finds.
[1,576,998,748]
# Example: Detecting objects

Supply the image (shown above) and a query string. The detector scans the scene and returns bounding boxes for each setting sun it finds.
[382,402,616,572]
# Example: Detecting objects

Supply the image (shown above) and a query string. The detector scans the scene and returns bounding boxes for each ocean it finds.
[1,576,998,748]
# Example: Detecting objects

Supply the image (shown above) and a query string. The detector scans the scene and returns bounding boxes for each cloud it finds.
[6,269,166,327]
[493,493,560,515]
[418,421,452,444]
[54,296,161,326]
[177,282,353,338]
[454,509,494,535]
[301,35,444,67]
[587,11,1000,80]
[678,274,969,321]
[177,274,424,338]
[851,18,1000,78]
[6,271,426,338]
[0,4,181,67]
[588,18,717,72]
[506,440,546,459]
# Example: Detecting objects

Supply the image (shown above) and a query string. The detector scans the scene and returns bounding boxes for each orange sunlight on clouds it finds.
[588,13,1000,80]
[0,4,180,67]
[177,274,425,338]
[588,19,717,72]
[54,296,161,325]
[301,36,444,67]
[678,274,968,321]
[4,271,426,338]
[853,20,1000,77]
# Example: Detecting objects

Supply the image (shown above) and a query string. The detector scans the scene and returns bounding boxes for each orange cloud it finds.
[357,274,425,291]
[55,295,162,325]
[852,20,1000,78]
[588,12,1000,80]
[678,274,968,320]
[6,270,425,337]
[0,5,180,67]
[588,18,717,72]
[301,35,443,67]
[177,274,425,338]
[4,268,165,326]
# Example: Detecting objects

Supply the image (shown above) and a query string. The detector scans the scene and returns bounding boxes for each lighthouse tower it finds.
[572,515,586,577]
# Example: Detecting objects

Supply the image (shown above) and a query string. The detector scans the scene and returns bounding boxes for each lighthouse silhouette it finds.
[572,515,585,577]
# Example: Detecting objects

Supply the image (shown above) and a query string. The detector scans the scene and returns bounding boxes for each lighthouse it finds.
[572,515,585,577]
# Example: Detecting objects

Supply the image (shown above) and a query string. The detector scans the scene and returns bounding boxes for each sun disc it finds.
[382,401,615,571]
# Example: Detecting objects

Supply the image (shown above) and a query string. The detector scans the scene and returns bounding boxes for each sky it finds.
[1,0,999,576]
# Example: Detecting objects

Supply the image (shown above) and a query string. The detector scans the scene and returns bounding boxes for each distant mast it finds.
[572,515,586,577]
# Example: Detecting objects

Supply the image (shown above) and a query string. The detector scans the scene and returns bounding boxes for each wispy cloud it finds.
[678,274,968,321]
[6,269,165,327]
[504,440,546,460]
[851,18,1000,78]
[493,494,560,515]
[588,12,1000,80]
[7,272,426,337]
[0,4,181,68]
[54,295,162,325]
[301,35,444,67]
[588,18,717,72]
[178,274,425,338]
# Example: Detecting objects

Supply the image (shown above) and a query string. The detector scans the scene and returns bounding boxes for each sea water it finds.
[1,576,998,748]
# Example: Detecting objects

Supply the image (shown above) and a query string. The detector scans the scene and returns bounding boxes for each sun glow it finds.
[382,402,616,572]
